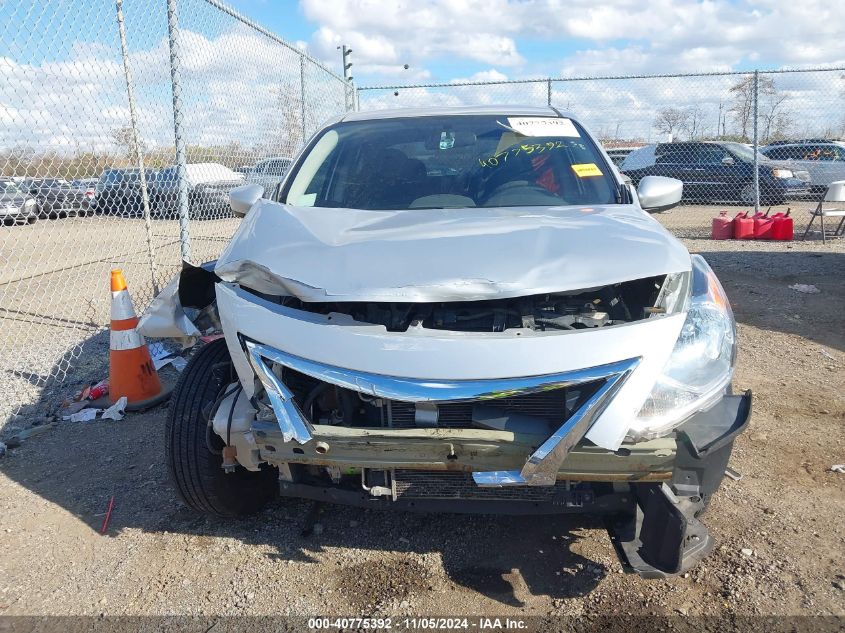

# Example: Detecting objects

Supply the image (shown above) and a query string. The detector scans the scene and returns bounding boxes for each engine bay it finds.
[273,275,666,333]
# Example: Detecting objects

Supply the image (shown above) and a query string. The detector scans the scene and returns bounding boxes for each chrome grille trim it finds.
[243,338,639,485]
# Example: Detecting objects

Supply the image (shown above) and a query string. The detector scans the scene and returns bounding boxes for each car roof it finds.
[338,105,568,123]
[762,140,845,148]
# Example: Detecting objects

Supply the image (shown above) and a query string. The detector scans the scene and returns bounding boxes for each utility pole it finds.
[338,45,353,111]
[338,45,353,81]
[717,102,723,139]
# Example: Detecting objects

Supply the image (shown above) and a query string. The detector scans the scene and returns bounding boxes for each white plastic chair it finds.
[802,180,845,243]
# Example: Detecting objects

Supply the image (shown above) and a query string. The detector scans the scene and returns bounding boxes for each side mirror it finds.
[722,156,735,166]
[637,175,683,213]
[229,183,264,217]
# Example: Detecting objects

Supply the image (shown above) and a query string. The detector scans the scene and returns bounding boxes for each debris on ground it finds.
[150,341,187,372]
[102,397,128,421]
[741,548,754,557]
[62,397,128,423]
[820,348,838,362]
[4,423,56,449]
[88,381,109,400]
[788,283,820,294]
[60,379,110,419]
[831,465,845,474]
[100,496,115,535]
[64,408,99,422]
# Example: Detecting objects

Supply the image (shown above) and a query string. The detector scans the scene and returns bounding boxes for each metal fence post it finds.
[299,55,307,143]
[166,0,191,263]
[547,79,552,106]
[752,69,760,213]
[116,0,159,294]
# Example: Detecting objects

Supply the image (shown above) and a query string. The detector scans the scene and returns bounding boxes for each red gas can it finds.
[772,209,794,241]
[733,212,754,239]
[711,210,734,240]
[753,209,774,239]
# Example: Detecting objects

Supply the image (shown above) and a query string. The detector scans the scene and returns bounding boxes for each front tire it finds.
[739,182,755,205]
[167,338,278,517]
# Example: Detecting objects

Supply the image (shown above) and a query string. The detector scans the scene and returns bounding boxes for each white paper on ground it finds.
[64,408,101,422]
[148,340,174,360]
[102,396,128,421]
[153,354,187,371]
[506,117,580,137]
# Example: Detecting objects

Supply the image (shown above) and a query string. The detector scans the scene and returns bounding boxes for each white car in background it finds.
[151,162,244,218]
[245,156,293,199]
[760,140,845,197]
[141,106,748,579]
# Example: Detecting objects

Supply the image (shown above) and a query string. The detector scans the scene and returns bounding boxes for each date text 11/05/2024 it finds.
[307,617,528,630]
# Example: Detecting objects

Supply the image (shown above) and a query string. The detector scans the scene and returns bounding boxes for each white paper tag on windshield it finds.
[506,117,580,137]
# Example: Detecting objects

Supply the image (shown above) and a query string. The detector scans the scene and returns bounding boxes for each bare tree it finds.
[111,125,145,164]
[761,92,790,142]
[653,107,689,140]
[683,105,704,140]
[263,83,311,157]
[729,75,776,141]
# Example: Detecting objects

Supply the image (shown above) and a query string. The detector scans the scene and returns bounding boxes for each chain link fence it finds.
[358,68,845,217]
[0,0,349,430]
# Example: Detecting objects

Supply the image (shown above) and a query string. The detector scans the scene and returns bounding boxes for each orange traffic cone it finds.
[109,269,163,406]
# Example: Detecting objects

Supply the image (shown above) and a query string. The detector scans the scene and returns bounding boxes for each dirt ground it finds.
[0,205,843,629]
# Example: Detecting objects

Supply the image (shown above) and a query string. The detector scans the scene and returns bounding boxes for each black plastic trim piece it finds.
[676,390,752,458]
[277,481,634,516]
[605,483,713,579]
[672,390,752,498]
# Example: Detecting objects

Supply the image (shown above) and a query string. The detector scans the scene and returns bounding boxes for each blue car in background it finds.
[621,141,810,205]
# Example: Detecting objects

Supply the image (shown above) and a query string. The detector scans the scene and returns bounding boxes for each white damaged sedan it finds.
[141,106,749,578]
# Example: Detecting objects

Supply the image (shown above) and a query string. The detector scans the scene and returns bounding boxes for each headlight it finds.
[628,255,736,441]
[771,168,794,179]
[24,199,35,208]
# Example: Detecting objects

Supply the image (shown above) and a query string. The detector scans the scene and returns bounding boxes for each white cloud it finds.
[0,22,349,160]
[300,0,845,82]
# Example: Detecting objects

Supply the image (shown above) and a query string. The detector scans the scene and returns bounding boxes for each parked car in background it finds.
[71,178,98,202]
[0,179,38,225]
[760,141,845,197]
[621,141,810,205]
[141,106,749,579]
[92,168,155,217]
[151,163,244,218]
[245,156,293,198]
[19,178,90,219]
[604,146,639,167]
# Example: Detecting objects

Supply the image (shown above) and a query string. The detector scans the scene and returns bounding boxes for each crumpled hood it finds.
[214,200,691,302]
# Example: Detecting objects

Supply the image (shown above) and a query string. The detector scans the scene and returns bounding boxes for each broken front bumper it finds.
[244,338,640,486]
[213,281,750,578]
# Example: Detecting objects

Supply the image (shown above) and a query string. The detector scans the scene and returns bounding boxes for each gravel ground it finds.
[0,205,843,627]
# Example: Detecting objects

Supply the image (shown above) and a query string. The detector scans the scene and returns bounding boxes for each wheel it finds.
[166,338,278,517]
[27,216,37,224]
[739,183,755,205]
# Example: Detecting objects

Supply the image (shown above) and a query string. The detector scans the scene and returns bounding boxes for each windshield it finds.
[0,181,21,194]
[724,142,769,163]
[282,115,617,210]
